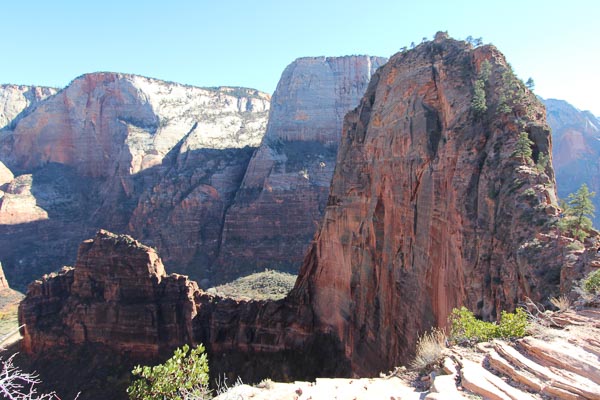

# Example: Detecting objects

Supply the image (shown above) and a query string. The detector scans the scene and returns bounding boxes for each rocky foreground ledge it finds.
[215,309,600,400]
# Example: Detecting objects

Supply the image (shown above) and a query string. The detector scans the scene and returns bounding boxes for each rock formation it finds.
[20,230,198,357]
[0,61,387,290]
[0,73,270,288]
[18,35,600,398]
[292,32,597,374]
[544,98,600,226]
[0,84,57,130]
[212,56,386,282]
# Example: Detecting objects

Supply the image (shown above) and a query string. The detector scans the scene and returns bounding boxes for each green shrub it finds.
[496,309,528,338]
[449,307,528,343]
[583,269,600,295]
[127,344,210,400]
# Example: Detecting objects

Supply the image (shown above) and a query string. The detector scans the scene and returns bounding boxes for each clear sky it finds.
[2,0,599,115]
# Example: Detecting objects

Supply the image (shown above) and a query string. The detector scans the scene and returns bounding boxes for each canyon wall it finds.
[0,84,57,130]
[215,56,387,282]
[0,75,270,288]
[0,59,385,289]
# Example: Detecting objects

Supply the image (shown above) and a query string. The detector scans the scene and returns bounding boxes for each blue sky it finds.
[3,0,599,115]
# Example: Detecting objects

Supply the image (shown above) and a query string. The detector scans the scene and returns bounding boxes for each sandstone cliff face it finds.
[292,34,594,374]
[544,98,600,226]
[0,74,269,288]
[217,56,386,281]
[19,231,334,398]
[20,230,198,357]
[0,85,57,130]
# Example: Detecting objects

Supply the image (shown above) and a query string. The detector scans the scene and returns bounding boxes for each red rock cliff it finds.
[292,33,598,374]
[0,74,270,289]
[19,230,198,357]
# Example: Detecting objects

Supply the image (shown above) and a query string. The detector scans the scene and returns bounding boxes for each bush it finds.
[410,328,447,371]
[583,269,600,295]
[127,344,210,400]
[449,307,528,343]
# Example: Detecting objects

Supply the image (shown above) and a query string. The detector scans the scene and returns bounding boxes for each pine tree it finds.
[560,184,596,241]
[512,132,533,163]
[525,77,535,91]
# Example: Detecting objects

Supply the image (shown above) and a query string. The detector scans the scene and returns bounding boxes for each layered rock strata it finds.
[216,56,386,281]
[0,84,57,130]
[0,74,270,288]
[20,230,198,356]
[291,33,598,374]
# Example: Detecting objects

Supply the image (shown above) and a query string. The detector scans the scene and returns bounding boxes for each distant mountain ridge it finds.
[543,98,600,226]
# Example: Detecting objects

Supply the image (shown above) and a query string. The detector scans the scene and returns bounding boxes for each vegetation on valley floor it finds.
[208,269,296,300]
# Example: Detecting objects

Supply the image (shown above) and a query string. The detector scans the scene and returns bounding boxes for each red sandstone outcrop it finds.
[291,33,599,374]
[0,173,49,225]
[20,230,198,357]
[217,56,386,281]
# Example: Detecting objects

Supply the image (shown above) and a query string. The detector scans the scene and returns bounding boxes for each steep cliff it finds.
[544,98,600,226]
[0,84,57,130]
[0,74,270,288]
[217,56,386,281]
[292,33,596,374]
[19,230,198,357]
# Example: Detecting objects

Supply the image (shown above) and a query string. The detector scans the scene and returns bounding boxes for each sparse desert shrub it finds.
[410,328,447,371]
[549,295,571,312]
[566,241,585,251]
[127,344,210,400]
[449,307,528,344]
[583,269,600,295]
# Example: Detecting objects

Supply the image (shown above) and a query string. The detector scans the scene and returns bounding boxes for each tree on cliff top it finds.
[560,183,596,242]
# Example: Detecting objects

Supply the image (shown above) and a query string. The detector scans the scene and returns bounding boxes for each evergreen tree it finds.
[525,77,535,91]
[512,132,533,163]
[560,184,596,241]
[471,79,487,116]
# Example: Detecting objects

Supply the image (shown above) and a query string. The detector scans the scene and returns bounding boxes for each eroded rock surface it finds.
[0,84,57,130]
[0,73,270,288]
[216,56,386,281]
[292,33,597,374]
[20,230,198,357]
